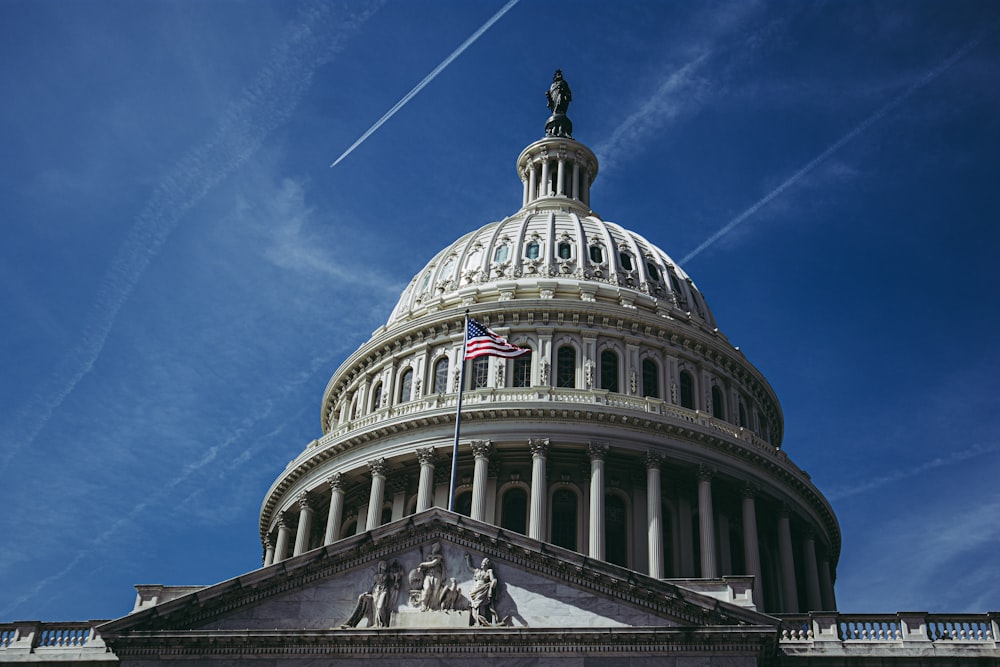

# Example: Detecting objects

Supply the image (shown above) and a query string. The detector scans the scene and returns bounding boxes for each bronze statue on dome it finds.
[545,69,573,138]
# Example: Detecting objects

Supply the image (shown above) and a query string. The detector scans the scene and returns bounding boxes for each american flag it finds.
[464,318,530,360]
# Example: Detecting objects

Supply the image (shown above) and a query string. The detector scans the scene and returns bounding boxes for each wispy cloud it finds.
[679,26,993,265]
[330,0,521,169]
[0,1,380,470]
[826,442,1000,501]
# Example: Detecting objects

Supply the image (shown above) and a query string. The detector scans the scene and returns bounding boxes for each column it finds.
[818,552,837,611]
[741,485,763,608]
[522,168,529,205]
[777,506,799,612]
[557,158,566,195]
[324,473,345,545]
[366,458,387,531]
[588,443,608,560]
[528,438,550,541]
[273,513,292,563]
[572,161,580,200]
[292,492,314,556]
[540,160,550,196]
[697,466,717,578]
[263,537,275,567]
[415,448,436,512]
[470,440,493,521]
[646,452,665,578]
[528,163,537,201]
[802,530,823,612]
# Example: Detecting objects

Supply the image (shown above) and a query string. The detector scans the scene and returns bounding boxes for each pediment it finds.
[100,509,774,637]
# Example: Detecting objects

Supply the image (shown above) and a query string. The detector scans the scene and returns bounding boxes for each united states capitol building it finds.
[3,73,996,666]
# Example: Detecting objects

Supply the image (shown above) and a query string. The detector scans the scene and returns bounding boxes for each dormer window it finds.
[619,252,633,271]
[494,245,510,263]
[589,245,604,264]
[646,262,660,281]
[557,242,572,260]
[526,241,540,259]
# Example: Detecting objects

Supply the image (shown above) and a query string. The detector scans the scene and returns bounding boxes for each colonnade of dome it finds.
[259,121,841,616]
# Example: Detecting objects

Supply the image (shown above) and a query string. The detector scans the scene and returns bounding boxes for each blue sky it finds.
[1,0,998,621]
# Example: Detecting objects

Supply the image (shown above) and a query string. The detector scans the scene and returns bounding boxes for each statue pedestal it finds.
[393,607,471,628]
[545,113,573,138]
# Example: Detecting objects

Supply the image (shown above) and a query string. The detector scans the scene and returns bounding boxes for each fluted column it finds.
[415,448,436,512]
[646,452,665,578]
[572,161,580,200]
[263,537,275,567]
[741,484,763,608]
[697,466,717,578]
[802,530,823,612]
[540,160,550,196]
[588,443,608,560]
[778,506,799,612]
[528,163,537,201]
[528,438,550,540]
[324,473,345,544]
[557,158,566,195]
[366,458,387,531]
[292,493,314,556]
[470,440,493,521]
[273,513,292,563]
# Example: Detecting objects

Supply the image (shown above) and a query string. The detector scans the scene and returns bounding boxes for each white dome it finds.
[388,138,716,333]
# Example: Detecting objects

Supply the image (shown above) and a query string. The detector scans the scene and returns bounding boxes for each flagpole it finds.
[448,309,470,511]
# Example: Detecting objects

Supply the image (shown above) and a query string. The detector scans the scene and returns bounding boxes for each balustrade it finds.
[776,612,998,651]
[0,621,108,654]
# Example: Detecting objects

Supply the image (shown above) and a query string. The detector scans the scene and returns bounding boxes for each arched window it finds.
[433,358,449,394]
[759,412,770,443]
[399,369,413,403]
[738,399,748,428]
[500,487,528,535]
[381,506,393,526]
[646,261,661,281]
[454,490,472,517]
[512,354,531,387]
[605,493,628,567]
[349,394,359,420]
[557,242,572,260]
[556,346,576,388]
[470,357,489,389]
[525,241,540,259]
[372,382,383,410]
[342,518,357,537]
[711,385,725,420]
[642,359,659,398]
[589,245,604,264]
[679,370,694,409]
[551,488,578,551]
[600,349,619,392]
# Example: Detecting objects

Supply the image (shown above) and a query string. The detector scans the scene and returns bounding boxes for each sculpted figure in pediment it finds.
[409,541,444,610]
[465,553,510,626]
[340,559,403,628]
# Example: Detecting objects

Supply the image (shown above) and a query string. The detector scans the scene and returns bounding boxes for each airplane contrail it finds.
[679,28,992,266]
[330,0,520,169]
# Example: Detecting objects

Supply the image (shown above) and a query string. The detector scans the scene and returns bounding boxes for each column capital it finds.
[416,447,437,465]
[296,492,312,511]
[470,440,493,459]
[697,465,714,482]
[587,442,609,461]
[529,438,551,457]
[742,482,757,499]
[276,512,288,528]
[645,451,664,469]
[326,472,344,490]
[368,457,387,477]
[264,536,273,549]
